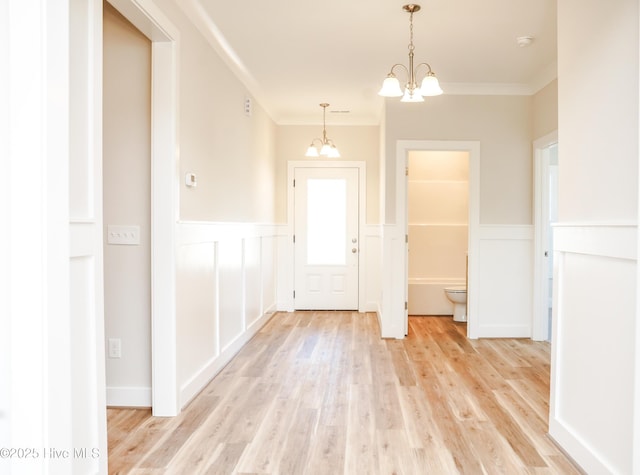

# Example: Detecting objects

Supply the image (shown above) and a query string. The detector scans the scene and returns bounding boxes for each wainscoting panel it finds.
[69,255,101,472]
[244,237,262,329]
[549,224,637,474]
[218,239,244,351]
[363,226,382,313]
[176,222,282,407]
[476,225,533,337]
[261,236,278,316]
[176,241,217,389]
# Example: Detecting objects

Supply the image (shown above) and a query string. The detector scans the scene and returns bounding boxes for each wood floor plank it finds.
[276,407,318,475]
[305,424,346,475]
[444,352,549,468]
[508,377,551,423]
[108,313,580,475]
[106,408,150,455]
[344,384,377,475]
[493,387,561,458]
[415,360,486,474]
[141,392,220,469]
[396,385,459,473]
[234,397,300,473]
[375,429,417,475]
[201,442,248,475]
[462,419,529,474]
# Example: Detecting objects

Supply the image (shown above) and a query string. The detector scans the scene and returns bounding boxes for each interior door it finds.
[294,167,359,310]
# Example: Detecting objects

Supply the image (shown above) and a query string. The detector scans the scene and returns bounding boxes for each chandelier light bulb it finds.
[420,73,443,96]
[320,143,332,156]
[378,75,404,97]
[305,145,319,157]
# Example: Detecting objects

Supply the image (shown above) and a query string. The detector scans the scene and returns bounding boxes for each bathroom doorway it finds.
[407,150,469,318]
[396,140,480,339]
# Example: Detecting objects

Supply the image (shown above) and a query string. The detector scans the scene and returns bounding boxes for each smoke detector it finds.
[516,36,534,47]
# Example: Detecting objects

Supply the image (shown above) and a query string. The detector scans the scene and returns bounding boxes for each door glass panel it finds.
[307,178,346,265]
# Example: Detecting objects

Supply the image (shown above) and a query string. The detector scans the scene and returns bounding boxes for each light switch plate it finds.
[107,225,140,245]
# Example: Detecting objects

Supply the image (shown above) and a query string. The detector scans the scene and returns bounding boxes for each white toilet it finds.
[444,286,467,322]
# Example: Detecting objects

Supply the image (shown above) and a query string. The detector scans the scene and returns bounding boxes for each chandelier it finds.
[378,4,443,102]
[305,103,340,158]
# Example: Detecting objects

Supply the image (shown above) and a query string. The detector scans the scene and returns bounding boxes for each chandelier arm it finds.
[414,62,435,76]
[388,63,410,79]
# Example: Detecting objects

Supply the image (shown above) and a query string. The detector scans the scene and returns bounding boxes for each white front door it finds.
[294,167,359,310]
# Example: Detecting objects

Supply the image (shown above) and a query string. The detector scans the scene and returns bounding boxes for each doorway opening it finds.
[106,0,179,416]
[533,131,559,341]
[396,141,480,338]
[407,151,469,321]
[103,1,152,408]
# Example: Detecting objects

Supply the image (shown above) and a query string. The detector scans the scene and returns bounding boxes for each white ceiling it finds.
[183,0,557,125]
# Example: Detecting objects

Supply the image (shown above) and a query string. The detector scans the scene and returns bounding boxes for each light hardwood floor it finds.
[107,312,580,474]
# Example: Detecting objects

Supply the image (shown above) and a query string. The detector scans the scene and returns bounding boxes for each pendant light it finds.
[305,103,340,158]
[378,4,443,102]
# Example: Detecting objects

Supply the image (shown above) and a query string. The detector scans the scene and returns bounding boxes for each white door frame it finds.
[396,141,480,338]
[287,161,367,312]
[107,0,180,416]
[532,130,558,341]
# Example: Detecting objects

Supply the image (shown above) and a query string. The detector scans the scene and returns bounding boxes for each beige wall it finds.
[408,150,468,280]
[103,2,152,397]
[384,95,533,225]
[276,124,380,224]
[532,79,558,139]
[558,6,637,222]
[151,1,278,223]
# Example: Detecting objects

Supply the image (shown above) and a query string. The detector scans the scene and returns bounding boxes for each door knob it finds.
[352,248,358,253]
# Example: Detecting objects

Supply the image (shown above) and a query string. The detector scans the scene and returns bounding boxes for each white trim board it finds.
[107,0,180,416]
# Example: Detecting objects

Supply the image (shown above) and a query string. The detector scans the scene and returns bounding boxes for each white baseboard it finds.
[363,301,379,313]
[106,386,152,407]
[476,324,531,338]
[549,418,610,474]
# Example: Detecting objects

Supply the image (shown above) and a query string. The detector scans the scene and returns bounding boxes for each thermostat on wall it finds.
[185,172,197,187]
